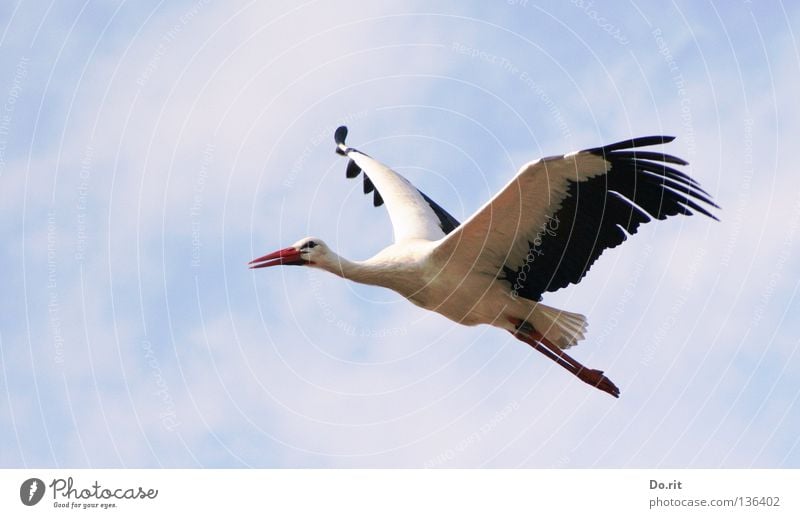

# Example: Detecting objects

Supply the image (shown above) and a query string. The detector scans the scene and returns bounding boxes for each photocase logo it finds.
[20,478,45,506]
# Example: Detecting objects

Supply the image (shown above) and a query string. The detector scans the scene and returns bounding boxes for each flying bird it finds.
[251,126,718,397]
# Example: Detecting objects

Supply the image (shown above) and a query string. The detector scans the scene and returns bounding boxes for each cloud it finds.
[1,1,799,468]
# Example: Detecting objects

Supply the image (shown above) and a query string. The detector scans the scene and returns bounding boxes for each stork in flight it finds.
[251,126,718,397]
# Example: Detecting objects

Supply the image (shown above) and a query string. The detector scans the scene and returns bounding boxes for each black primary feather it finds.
[334,126,348,155]
[346,159,361,178]
[503,136,718,302]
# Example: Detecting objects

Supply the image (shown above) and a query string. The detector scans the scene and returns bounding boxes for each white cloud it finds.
[2,1,799,468]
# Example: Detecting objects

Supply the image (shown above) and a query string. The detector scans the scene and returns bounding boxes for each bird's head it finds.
[249,237,330,269]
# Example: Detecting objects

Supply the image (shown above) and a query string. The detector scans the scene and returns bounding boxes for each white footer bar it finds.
[2,469,798,516]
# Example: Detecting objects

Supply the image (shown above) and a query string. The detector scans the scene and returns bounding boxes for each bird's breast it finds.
[405,268,508,326]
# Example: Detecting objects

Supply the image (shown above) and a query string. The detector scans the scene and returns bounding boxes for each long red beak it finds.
[249,247,305,269]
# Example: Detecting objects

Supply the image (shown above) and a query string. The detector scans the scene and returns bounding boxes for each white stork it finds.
[251,126,718,397]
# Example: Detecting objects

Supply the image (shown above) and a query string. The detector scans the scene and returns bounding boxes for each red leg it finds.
[509,318,620,398]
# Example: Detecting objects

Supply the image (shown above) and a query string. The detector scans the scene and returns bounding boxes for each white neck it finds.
[315,247,420,294]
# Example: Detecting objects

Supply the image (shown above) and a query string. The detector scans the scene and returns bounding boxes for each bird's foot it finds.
[576,368,620,398]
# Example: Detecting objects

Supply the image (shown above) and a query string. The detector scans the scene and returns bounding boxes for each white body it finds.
[309,236,587,349]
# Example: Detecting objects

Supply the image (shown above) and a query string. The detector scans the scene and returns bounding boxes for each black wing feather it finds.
[418,191,461,234]
[346,159,361,178]
[503,136,718,302]
[363,175,375,194]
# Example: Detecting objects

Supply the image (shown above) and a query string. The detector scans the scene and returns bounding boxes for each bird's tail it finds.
[531,304,587,350]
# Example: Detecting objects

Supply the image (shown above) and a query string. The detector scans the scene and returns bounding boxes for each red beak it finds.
[249,247,305,269]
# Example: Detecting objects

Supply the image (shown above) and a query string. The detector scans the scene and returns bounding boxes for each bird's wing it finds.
[434,136,718,301]
[335,126,460,242]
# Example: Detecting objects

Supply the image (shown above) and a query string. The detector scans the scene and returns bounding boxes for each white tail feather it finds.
[531,304,588,349]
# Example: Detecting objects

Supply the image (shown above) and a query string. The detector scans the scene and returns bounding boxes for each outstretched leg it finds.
[508,318,620,398]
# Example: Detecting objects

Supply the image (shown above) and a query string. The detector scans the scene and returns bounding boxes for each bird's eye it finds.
[302,241,317,250]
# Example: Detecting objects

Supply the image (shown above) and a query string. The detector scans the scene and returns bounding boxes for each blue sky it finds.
[1,0,798,467]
